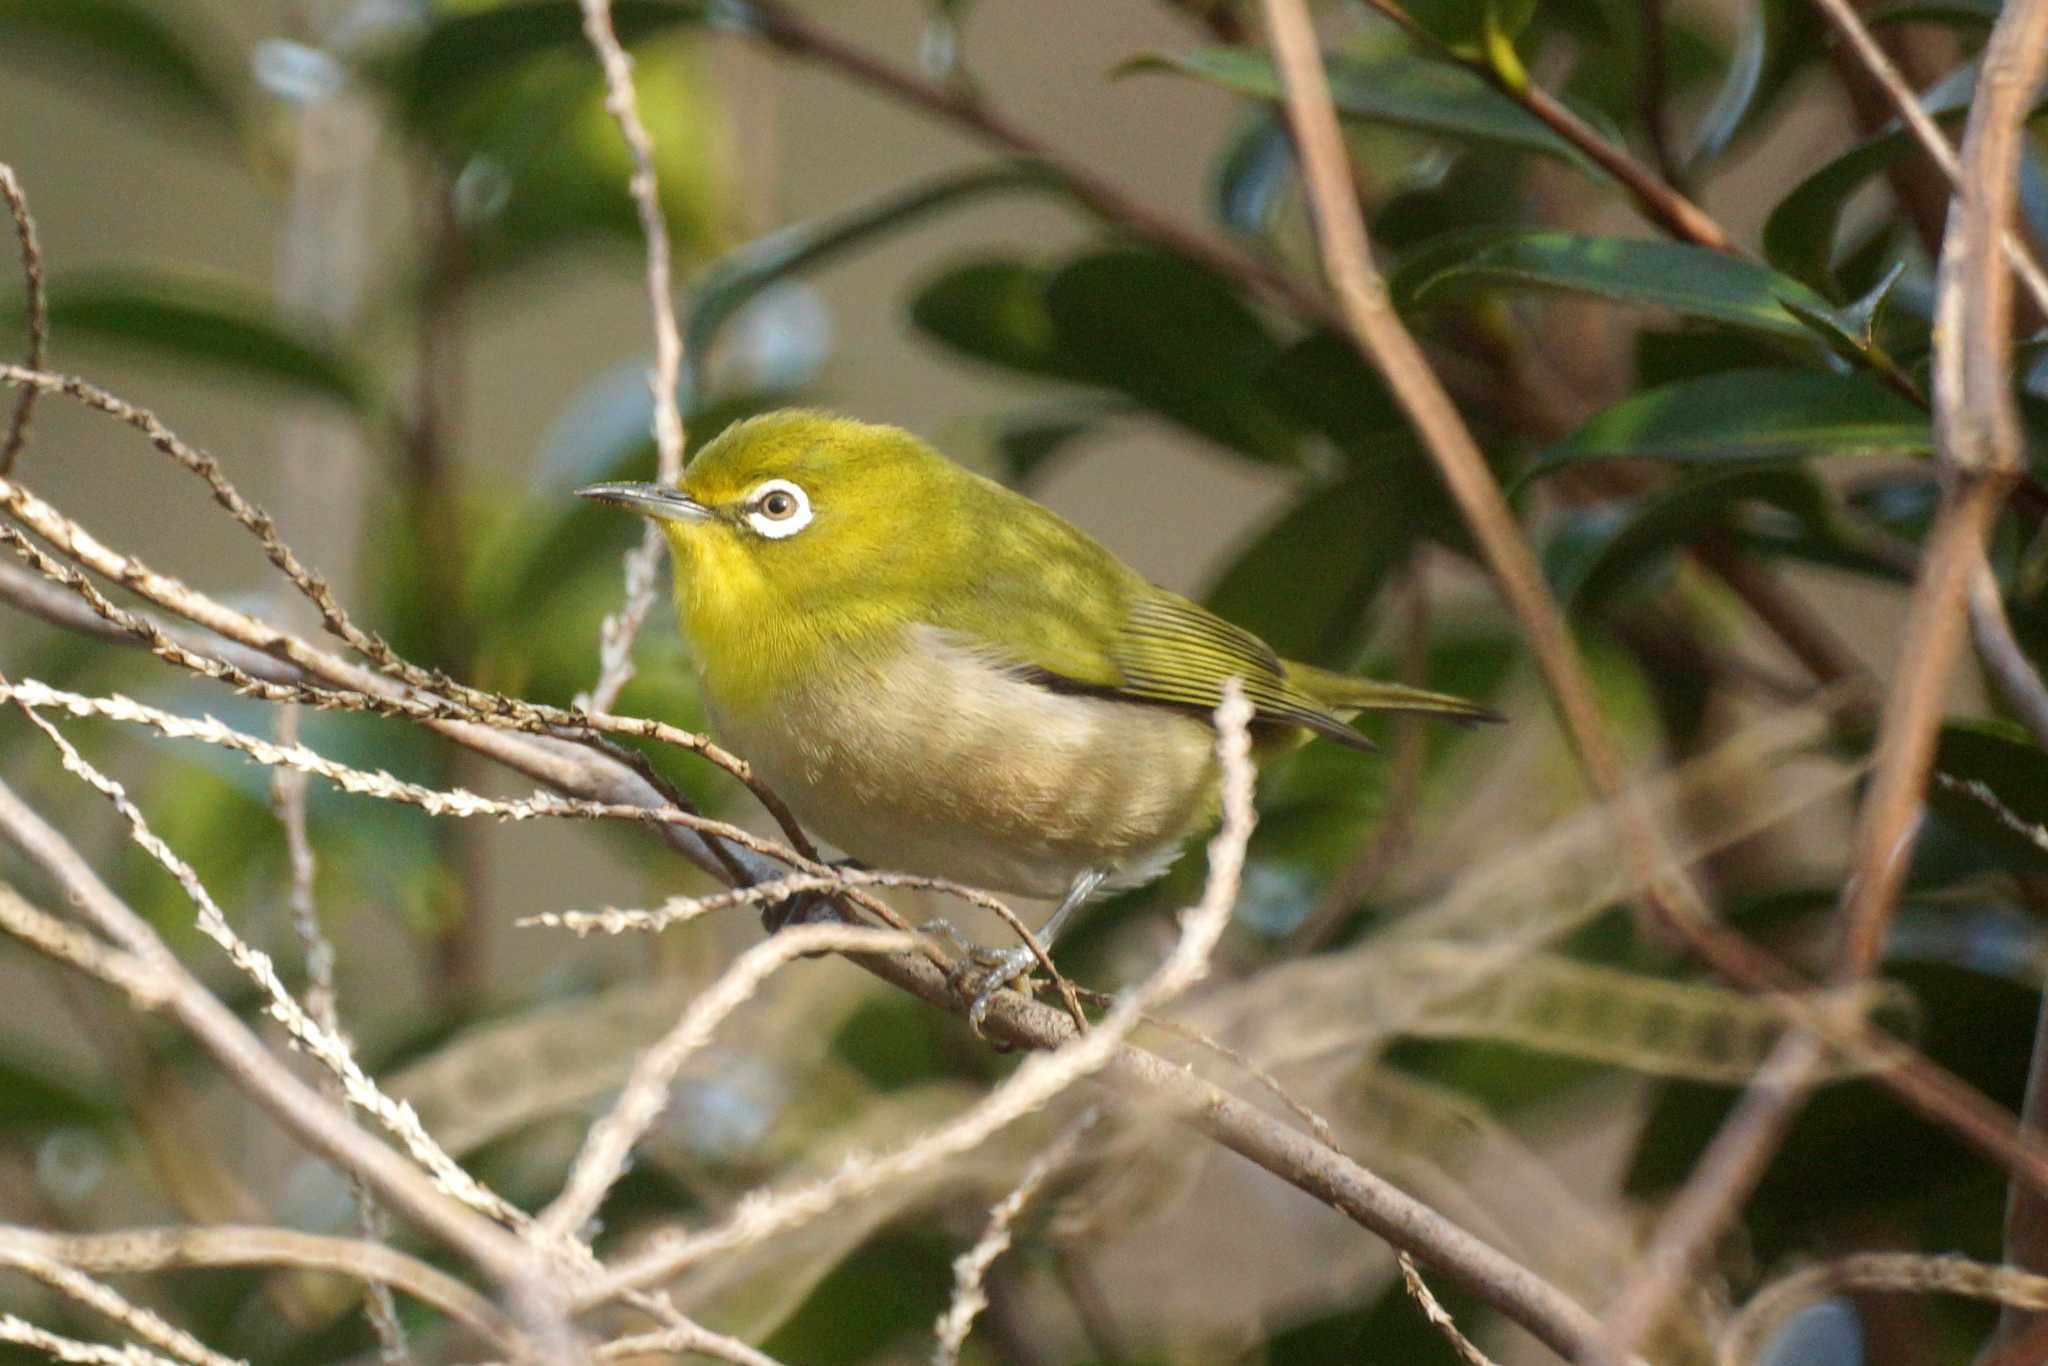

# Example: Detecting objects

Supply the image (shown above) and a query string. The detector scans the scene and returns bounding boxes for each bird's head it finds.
[578,410,978,649]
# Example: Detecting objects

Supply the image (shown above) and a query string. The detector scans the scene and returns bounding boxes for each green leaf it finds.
[1533,369,1931,473]
[1397,230,1838,339]
[1043,249,1297,462]
[1545,463,1833,604]
[25,273,372,409]
[0,0,240,136]
[913,249,1301,462]
[910,258,1067,377]
[1763,67,2048,292]
[1204,461,1425,664]
[1119,47,1589,166]
[687,165,1053,367]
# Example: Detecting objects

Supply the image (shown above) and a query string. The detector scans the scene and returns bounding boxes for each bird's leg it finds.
[960,867,1109,1033]
[760,858,865,934]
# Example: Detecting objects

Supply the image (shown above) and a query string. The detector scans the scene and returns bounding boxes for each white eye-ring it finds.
[744,478,813,539]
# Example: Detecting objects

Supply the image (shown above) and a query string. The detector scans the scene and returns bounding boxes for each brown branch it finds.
[0,163,44,474]
[1600,0,2048,1352]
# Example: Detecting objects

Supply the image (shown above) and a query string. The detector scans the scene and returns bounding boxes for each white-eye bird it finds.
[580,411,1497,1018]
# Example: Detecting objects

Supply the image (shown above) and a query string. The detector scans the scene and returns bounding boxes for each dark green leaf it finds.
[1120,47,1589,167]
[27,273,372,409]
[1398,230,1838,339]
[909,258,1067,378]
[1402,0,1539,55]
[688,165,1053,367]
[0,0,240,136]
[913,249,1300,462]
[1763,67,2048,293]
[1260,329,1409,464]
[1204,462,1422,664]
[1545,464,1833,604]
[1043,249,1298,462]
[1532,369,1931,473]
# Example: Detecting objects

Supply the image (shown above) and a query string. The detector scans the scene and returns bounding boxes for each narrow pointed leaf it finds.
[1398,230,1837,338]
[1532,369,1931,473]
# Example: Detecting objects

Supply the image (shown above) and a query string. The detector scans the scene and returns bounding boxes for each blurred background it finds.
[3,0,2047,1362]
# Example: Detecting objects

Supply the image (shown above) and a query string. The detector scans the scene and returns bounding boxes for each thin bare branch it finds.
[3,1225,518,1354]
[269,705,408,1363]
[0,1238,235,1366]
[0,775,541,1293]
[0,1316,178,1366]
[1599,0,2048,1352]
[539,924,920,1242]
[575,0,689,712]
[1805,0,2048,316]
[0,163,46,473]
[1400,1251,1496,1366]
[933,1107,1102,1366]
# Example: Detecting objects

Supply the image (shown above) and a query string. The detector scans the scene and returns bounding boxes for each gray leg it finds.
[964,866,1110,1031]
[761,857,863,934]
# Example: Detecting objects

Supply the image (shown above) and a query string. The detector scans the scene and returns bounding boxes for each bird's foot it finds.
[918,920,1043,1038]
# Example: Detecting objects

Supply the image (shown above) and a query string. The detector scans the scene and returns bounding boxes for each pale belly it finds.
[705,629,1221,899]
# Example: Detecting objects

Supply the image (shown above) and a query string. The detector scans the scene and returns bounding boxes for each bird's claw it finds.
[961,945,1040,1037]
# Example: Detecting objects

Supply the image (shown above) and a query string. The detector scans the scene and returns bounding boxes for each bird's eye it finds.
[743,479,812,539]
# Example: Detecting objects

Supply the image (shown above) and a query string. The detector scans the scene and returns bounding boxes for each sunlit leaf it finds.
[1398,230,1838,339]
[1120,47,1589,167]
[1531,369,1931,473]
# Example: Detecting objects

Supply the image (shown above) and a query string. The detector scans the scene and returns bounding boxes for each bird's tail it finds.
[1284,662,1504,726]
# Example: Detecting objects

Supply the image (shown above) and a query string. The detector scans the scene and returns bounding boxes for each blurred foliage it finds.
[3,0,2048,1362]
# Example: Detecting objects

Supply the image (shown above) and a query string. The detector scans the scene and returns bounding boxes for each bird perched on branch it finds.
[582,411,1497,1023]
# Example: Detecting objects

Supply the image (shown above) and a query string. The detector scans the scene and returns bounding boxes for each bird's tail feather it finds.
[1285,662,1504,726]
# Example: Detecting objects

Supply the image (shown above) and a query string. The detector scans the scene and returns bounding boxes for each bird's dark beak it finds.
[576,482,712,523]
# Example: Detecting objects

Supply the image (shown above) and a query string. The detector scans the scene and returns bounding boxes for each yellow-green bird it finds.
[581,411,1496,1014]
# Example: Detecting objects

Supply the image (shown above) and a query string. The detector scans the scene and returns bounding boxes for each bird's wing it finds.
[929,560,1377,753]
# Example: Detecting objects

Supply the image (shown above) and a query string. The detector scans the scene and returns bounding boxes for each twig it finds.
[1969,557,2048,751]
[591,1323,785,1366]
[1599,0,2048,1353]
[0,1316,178,1366]
[1998,988,2048,1353]
[269,705,408,1363]
[0,1239,236,1366]
[0,162,45,473]
[1351,0,1733,250]
[0,777,543,1297]
[576,0,689,713]
[538,924,920,1242]
[932,1107,1103,1366]
[1,1225,518,1355]
[1399,1251,1496,1366]
[578,684,1262,1308]
[4,692,532,1234]
[1805,0,2048,317]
